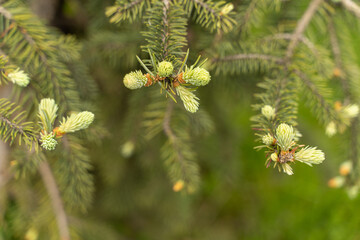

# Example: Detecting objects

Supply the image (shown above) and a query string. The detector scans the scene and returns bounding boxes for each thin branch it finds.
[212,53,283,64]
[328,18,350,99]
[237,0,258,36]
[162,101,188,182]
[285,0,323,61]
[193,0,217,16]
[341,0,360,18]
[39,161,70,240]
[269,33,319,57]
[162,0,170,59]
[294,69,336,121]
[108,0,145,18]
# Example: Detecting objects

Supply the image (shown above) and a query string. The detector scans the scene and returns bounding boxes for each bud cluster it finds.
[122,53,211,113]
[261,122,325,175]
[38,98,95,151]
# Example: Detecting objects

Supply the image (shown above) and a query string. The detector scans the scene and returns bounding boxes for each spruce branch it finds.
[0,98,38,150]
[284,0,324,61]
[294,69,338,124]
[162,101,199,192]
[182,0,236,33]
[0,3,81,112]
[106,0,149,24]
[328,18,350,98]
[39,161,70,240]
[341,0,360,18]
[212,53,283,64]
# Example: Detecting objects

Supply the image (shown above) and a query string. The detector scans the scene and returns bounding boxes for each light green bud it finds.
[40,132,57,151]
[183,67,211,86]
[157,61,174,77]
[261,105,275,120]
[38,98,58,125]
[123,71,147,90]
[275,123,295,151]
[262,133,274,145]
[270,153,278,162]
[325,121,337,137]
[121,141,135,158]
[176,86,199,113]
[343,104,359,119]
[8,68,30,87]
[59,111,94,133]
[294,146,325,166]
[281,163,293,175]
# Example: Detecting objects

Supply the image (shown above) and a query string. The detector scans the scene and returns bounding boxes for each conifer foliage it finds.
[2,0,360,239]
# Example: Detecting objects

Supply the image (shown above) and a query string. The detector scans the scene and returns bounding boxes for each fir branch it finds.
[237,0,258,36]
[285,0,324,61]
[39,161,70,240]
[142,1,187,64]
[212,53,283,64]
[106,0,149,24]
[0,3,81,112]
[294,69,337,124]
[328,18,350,97]
[54,136,94,213]
[162,101,199,191]
[269,33,319,58]
[0,98,38,150]
[341,0,360,18]
[182,0,236,33]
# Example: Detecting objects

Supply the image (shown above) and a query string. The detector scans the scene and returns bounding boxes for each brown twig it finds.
[341,0,360,18]
[212,53,283,64]
[284,0,323,62]
[39,161,70,240]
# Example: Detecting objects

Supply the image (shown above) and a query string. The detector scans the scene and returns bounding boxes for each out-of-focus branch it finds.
[328,18,350,99]
[285,0,323,61]
[341,0,360,18]
[39,161,70,240]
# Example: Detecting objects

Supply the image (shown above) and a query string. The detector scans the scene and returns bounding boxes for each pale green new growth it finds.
[123,70,148,90]
[39,98,58,126]
[326,121,337,137]
[295,146,325,166]
[281,163,293,175]
[59,111,95,133]
[275,123,295,151]
[343,104,359,118]
[176,86,199,113]
[40,132,57,151]
[157,61,174,77]
[183,67,211,86]
[8,68,30,87]
[262,133,274,145]
[261,105,275,120]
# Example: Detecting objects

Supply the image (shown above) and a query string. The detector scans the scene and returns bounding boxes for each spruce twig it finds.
[341,0,360,18]
[39,161,70,240]
[284,0,324,62]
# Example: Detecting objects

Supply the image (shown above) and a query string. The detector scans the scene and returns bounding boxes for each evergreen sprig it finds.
[0,98,38,150]
[182,0,236,33]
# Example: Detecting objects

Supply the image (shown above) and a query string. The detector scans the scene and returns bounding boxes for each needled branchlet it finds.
[122,50,211,113]
[8,68,30,87]
[260,121,325,175]
[38,98,95,151]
